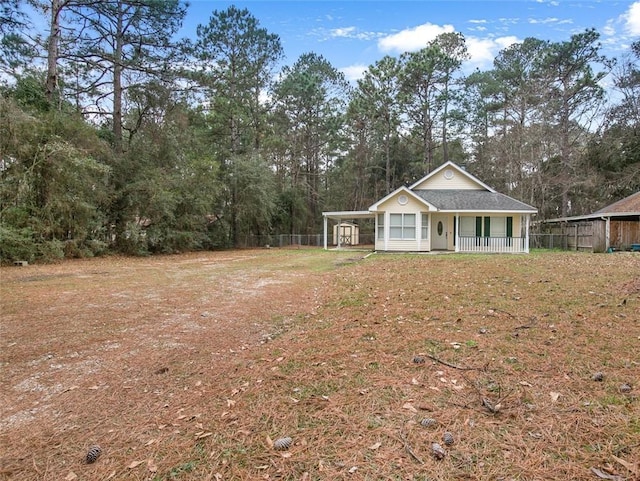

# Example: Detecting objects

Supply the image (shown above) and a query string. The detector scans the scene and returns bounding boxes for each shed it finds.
[332,221,359,246]
[536,191,640,252]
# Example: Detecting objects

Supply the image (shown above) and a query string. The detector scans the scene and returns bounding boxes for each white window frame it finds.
[377,213,385,240]
[421,213,429,239]
[390,213,416,240]
[460,216,476,236]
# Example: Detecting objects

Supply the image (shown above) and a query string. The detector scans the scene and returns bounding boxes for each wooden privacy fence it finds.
[532,222,596,251]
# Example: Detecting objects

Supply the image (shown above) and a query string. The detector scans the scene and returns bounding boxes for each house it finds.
[323,161,538,253]
[535,191,640,253]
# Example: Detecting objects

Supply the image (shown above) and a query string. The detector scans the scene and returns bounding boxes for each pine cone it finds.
[85,445,102,464]
[431,442,446,459]
[442,432,454,445]
[420,417,437,427]
[273,437,293,450]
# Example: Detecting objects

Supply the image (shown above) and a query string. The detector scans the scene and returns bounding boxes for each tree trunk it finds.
[112,0,124,154]
[45,0,62,104]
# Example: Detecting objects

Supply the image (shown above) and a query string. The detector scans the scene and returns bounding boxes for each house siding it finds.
[413,170,483,190]
[374,195,431,251]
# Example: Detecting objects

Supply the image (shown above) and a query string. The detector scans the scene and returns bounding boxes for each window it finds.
[377,214,385,240]
[421,213,428,239]
[390,213,416,239]
[490,217,506,237]
[460,216,475,236]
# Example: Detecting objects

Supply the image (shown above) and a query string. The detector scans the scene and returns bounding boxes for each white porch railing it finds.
[458,236,528,253]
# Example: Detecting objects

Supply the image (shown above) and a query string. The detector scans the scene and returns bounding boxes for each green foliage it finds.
[0,224,36,263]
[1,81,113,262]
[0,4,638,260]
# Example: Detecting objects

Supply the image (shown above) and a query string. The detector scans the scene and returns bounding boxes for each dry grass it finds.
[1,249,638,481]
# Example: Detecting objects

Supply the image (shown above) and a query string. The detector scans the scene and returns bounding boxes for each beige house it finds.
[323,161,537,253]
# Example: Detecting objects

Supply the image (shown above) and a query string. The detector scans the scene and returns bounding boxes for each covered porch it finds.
[452,213,532,254]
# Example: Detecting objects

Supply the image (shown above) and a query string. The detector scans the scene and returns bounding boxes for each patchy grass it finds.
[1,249,639,480]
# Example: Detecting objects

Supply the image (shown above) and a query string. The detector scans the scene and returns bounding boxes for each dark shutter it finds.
[453,216,457,246]
[484,217,491,237]
[506,217,513,237]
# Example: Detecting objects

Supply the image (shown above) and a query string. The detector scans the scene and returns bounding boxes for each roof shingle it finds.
[413,190,537,212]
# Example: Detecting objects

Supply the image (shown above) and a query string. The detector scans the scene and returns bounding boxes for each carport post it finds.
[323,216,328,250]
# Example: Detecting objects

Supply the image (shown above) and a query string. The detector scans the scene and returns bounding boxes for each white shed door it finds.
[432,214,448,250]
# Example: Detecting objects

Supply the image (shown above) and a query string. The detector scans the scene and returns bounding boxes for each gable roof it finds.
[543,190,640,223]
[369,186,438,212]
[414,190,537,213]
[368,161,537,213]
[409,161,497,192]
[593,191,640,215]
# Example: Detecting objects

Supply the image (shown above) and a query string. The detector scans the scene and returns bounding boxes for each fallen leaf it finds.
[147,459,158,473]
[265,435,273,448]
[65,473,77,481]
[369,442,382,450]
[348,466,358,474]
[196,432,213,440]
[550,392,561,402]
[280,452,292,458]
[226,399,236,408]
[411,378,419,385]
[519,381,533,387]
[612,455,639,475]
[127,460,144,469]
[590,467,623,480]
[402,402,418,413]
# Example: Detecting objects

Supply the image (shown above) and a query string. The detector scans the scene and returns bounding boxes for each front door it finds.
[432,214,448,250]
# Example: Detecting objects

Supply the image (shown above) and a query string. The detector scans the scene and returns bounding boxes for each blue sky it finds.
[180,0,640,80]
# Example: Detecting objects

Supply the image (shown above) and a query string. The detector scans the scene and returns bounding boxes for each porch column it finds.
[605,216,611,251]
[525,215,530,253]
[337,221,342,249]
[323,216,328,250]
[455,214,460,252]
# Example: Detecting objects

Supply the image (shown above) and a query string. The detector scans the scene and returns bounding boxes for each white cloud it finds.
[528,17,572,26]
[332,26,357,37]
[378,22,455,53]
[326,26,381,41]
[624,1,640,35]
[341,64,368,82]
[603,19,616,37]
[465,35,521,70]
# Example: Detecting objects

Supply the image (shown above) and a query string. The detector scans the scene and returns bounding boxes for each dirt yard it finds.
[1,249,638,480]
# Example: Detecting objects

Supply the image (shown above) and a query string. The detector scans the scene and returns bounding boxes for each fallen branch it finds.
[426,354,482,371]
[398,423,424,464]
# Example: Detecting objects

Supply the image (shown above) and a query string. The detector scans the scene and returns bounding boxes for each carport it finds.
[322,211,375,250]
